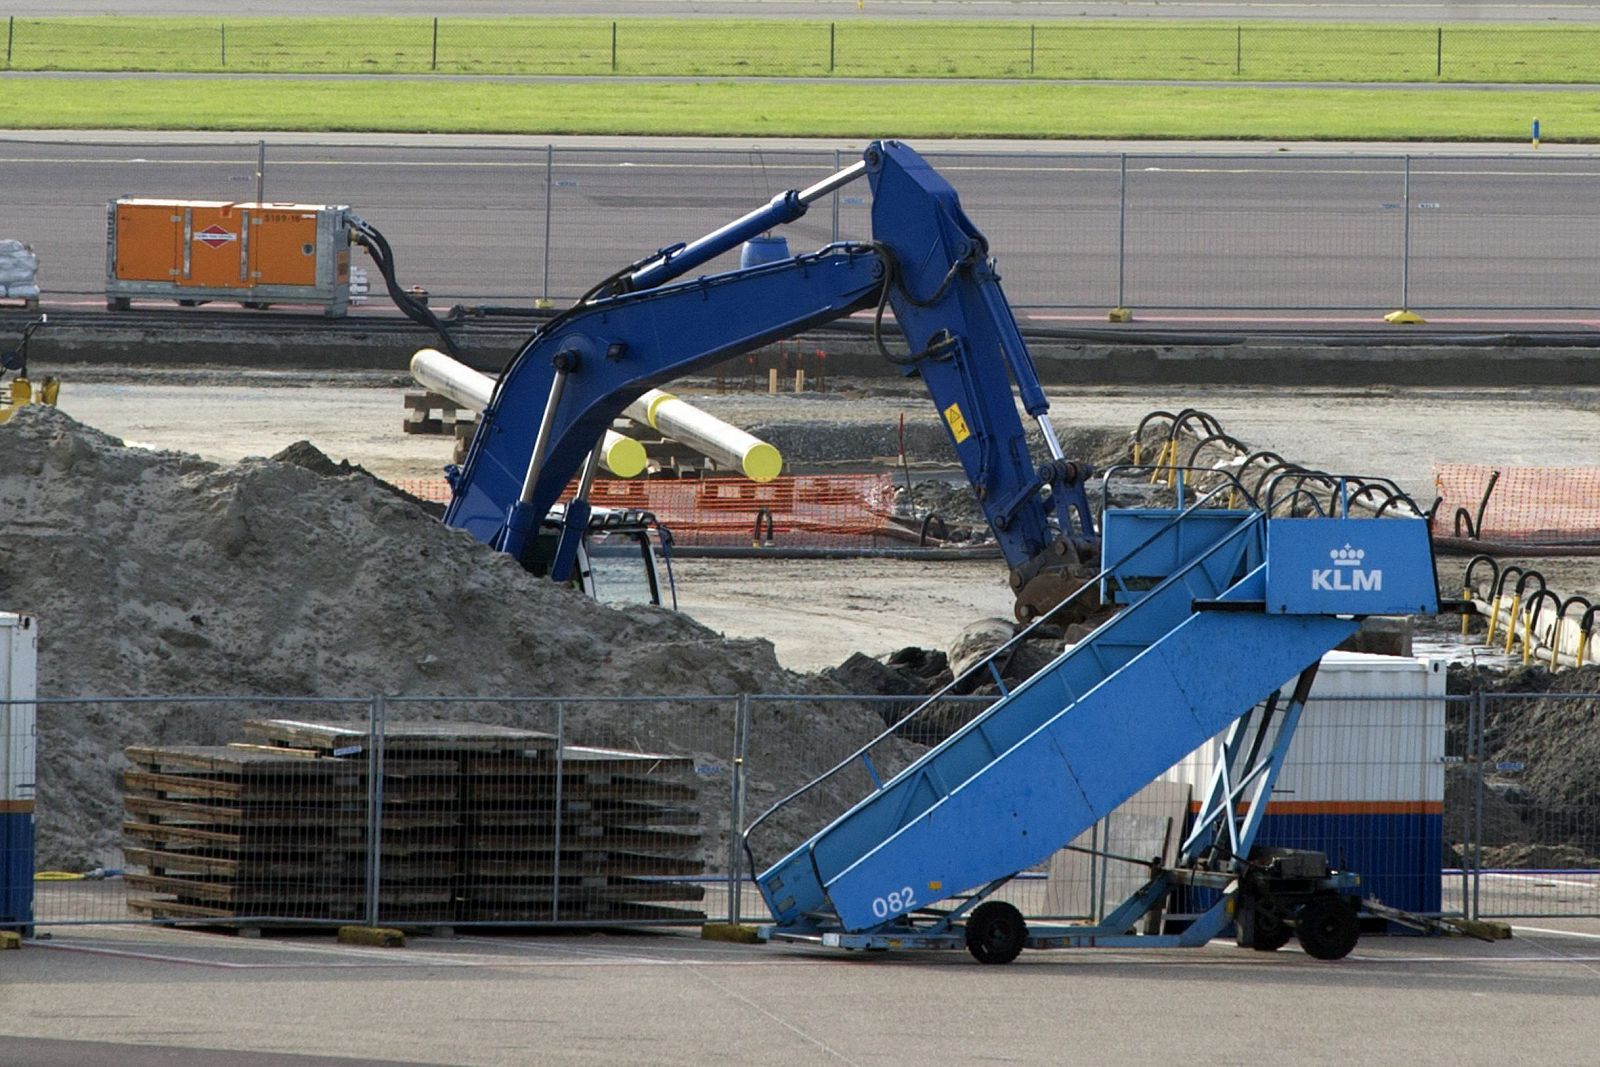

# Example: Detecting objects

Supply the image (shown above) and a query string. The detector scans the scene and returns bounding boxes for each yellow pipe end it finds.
[742,442,783,483]
[644,390,676,431]
[603,435,648,479]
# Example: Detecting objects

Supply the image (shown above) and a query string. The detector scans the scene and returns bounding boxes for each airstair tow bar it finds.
[743,468,1442,963]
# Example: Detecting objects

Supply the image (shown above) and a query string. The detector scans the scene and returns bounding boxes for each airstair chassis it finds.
[749,486,1440,964]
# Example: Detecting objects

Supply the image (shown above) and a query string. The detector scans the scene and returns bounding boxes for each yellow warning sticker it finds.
[943,402,971,444]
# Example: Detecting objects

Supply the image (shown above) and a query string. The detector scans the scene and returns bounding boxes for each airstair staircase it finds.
[744,474,1440,956]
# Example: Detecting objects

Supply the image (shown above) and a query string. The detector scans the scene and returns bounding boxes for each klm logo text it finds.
[1311,544,1382,592]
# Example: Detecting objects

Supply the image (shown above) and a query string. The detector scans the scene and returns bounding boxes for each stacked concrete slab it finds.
[122,720,705,925]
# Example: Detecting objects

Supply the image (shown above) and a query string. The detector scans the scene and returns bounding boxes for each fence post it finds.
[829,22,835,73]
[539,144,554,307]
[831,148,842,243]
[1401,154,1412,311]
[1029,24,1035,75]
[365,694,387,928]
[255,140,266,204]
[552,701,565,922]
[220,23,226,68]
[1471,689,1486,920]
[727,694,751,926]
[1235,25,1242,76]
[1116,153,1128,312]
[1436,26,1442,78]
[5,17,13,70]
[611,21,617,73]
[432,16,439,72]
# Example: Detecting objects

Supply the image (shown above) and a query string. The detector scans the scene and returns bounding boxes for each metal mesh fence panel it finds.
[375,696,737,928]
[916,151,1122,311]
[8,138,1600,315]
[0,137,269,299]
[1407,156,1600,310]
[739,693,998,923]
[1471,692,1600,919]
[22,685,1600,928]
[548,147,842,307]
[30,694,738,929]
[34,696,374,927]
[1124,154,1405,311]
[7,18,1600,82]
[745,688,1457,927]
[253,143,550,305]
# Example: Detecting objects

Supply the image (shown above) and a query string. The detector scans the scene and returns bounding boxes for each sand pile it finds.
[0,406,914,871]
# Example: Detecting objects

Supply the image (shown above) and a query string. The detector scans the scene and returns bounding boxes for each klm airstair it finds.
[744,470,1440,962]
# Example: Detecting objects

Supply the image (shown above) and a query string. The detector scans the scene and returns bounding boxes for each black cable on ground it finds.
[347,213,464,359]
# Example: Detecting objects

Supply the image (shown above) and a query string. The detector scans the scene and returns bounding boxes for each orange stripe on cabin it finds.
[1186,800,1443,816]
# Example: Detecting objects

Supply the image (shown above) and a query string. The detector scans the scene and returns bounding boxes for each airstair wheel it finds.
[1295,895,1360,961]
[965,902,1028,965]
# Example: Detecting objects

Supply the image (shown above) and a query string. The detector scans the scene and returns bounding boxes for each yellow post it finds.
[1460,586,1472,637]
[767,368,778,395]
[1484,596,1501,646]
[1502,594,1523,653]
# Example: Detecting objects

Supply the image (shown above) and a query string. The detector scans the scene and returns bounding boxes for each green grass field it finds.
[3,77,1588,141]
[3,16,1600,83]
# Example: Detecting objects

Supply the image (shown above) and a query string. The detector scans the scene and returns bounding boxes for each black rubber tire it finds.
[1236,903,1293,952]
[1295,896,1360,961]
[965,901,1028,965]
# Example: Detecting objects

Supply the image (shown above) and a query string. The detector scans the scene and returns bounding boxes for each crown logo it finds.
[1330,544,1365,566]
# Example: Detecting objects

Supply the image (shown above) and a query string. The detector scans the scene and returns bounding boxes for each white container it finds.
[1168,651,1448,913]
[1,613,38,930]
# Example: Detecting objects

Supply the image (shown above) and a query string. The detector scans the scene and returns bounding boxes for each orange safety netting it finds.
[391,474,907,547]
[1432,464,1600,544]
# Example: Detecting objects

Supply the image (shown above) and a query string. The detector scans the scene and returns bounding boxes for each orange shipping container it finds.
[106,199,353,315]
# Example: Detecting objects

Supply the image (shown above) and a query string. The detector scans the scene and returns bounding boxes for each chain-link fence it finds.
[5,17,1600,82]
[15,686,1600,930]
[6,140,1597,315]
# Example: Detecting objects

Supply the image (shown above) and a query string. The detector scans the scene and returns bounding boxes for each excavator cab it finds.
[0,315,55,425]
[529,505,675,609]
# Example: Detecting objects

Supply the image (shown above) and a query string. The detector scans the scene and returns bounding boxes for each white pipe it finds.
[623,388,782,483]
[410,348,646,479]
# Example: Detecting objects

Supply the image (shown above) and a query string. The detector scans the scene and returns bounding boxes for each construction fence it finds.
[5,16,1600,83]
[14,689,1600,931]
[1434,465,1600,547]
[8,139,1600,316]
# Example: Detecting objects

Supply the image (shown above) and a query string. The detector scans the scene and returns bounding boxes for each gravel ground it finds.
[41,366,1600,669]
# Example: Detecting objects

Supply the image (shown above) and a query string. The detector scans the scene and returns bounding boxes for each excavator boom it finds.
[442,141,1096,614]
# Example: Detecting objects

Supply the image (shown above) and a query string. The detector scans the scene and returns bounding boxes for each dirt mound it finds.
[0,406,911,871]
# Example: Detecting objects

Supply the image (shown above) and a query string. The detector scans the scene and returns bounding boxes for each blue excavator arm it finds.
[443,140,1097,617]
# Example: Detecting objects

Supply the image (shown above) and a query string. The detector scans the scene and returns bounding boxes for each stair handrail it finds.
[741,466,1261,872]
[1101,462,1260,512]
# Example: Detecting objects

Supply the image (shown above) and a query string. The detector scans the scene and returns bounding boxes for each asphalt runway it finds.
[3,922,1599,1065]
[4,135,1597,322]
[19,1,1600,23]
